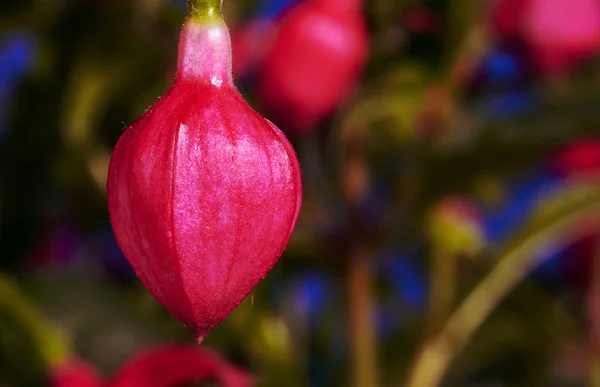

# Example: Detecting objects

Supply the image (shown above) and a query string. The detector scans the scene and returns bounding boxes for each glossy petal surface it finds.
[108,77,301,338]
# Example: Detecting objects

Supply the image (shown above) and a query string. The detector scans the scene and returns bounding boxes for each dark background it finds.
[2,0,600,386]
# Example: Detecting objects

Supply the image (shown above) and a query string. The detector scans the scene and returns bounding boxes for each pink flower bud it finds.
[107,1,302,341]
[491,0,600,75]
[523,0,600,74]
[428,196,485,257]
[258,0,369,133]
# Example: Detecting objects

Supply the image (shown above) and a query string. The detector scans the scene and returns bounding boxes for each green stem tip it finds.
[187,0,223,22]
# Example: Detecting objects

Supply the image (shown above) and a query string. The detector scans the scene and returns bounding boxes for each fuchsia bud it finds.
[523,0,600,74]
[107,0,302,341]
[428,196,485,257]
[107,344,252,387]
[258,0,369,133]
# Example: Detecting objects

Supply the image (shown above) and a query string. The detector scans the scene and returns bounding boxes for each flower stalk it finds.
[339,124,380,387]
[407,191,600,387]
[187,0,223,21]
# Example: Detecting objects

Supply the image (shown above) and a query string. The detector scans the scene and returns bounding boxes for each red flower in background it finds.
[549,138,600,296]
[491,0,600,75]
[258,0,369,133]
[491,0,528,41]
[107,3,302,341]
[550,138,600,179]
[107,344,252,387]
[523,0,600,75]
[51,359,102,387]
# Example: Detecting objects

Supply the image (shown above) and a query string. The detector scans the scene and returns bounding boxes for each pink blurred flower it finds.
[258,0,369,133]
[523,0,600,75]
[107,344,252,387]
[51,358,102,387]
[491,0,528,41]
[550,138,600,179]
[491,0,600,75]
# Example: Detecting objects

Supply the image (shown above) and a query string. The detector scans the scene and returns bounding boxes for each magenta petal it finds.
[107,11,302,339]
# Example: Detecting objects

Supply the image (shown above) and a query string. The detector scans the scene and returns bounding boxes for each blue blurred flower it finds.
[271,271,345,387]
[530,240,565,281]
[269,269,336,333]
[468,47,538,121]
[90,227,135,280]
[0,30,36,94]
[171,0,302,19]
[375,250,427,339]
[255,0,301,20]
[381,256,427,308]
[482,171,561,243]
[483,88,539,119]
[480,48,525,84]
[479,171,573,284]
[169,0,187,8]
[0,29,37,140]
[289,271,334,327]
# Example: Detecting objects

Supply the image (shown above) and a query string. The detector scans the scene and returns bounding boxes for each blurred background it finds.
[3,0,600,386]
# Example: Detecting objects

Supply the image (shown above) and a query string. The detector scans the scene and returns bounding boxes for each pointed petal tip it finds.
[196,335,205,345]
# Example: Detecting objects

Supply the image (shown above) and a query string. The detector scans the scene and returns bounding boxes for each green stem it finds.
[338,119,379,387]
[187,0,223,21]
[348,248,379,387]
[425,248,456,337]
[406,193,600,387]
[0,275,70,367]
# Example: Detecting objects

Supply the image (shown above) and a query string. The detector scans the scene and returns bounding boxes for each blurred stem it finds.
[339,121,379,387]
[442,0,488,97]
[0,275,70,367]
[406,197,600,387]
[425,248,457,336]
[301,132,337,202]
[591,354,600,387]
[348,247,379,387]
